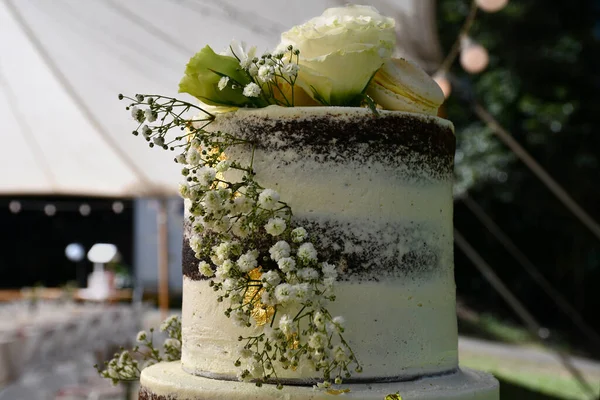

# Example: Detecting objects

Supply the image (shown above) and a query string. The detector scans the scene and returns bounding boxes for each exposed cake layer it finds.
[181,276,458,381]
[185,107,455,280]
[140,362,499,400]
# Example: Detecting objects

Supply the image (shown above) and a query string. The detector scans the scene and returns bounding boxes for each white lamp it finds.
[84,243,118,300]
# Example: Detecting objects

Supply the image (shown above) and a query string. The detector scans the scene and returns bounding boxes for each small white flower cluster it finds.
[119,88,361,387]
[221,42,302,106]
[174,133,360,387]
[97,315,183,385]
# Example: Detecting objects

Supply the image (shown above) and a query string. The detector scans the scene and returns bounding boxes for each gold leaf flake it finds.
[384,393,402,400]
[243,268,275,327]
[326,389,351,395]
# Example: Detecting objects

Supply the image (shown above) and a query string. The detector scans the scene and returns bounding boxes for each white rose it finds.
[277,5,395,106]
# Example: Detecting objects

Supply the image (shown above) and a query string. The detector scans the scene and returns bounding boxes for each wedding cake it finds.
[100,4,498,399]
[139,107,498,399]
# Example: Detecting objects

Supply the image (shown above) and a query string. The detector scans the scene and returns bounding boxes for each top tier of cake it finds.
[181,106,458,383]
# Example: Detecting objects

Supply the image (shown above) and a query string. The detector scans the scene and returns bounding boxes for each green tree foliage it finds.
[438,0,600,350]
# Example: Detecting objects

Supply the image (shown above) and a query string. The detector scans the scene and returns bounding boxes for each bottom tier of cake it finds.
[139,362,498,400]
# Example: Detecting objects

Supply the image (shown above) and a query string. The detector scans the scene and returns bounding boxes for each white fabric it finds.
[0,0,438,197]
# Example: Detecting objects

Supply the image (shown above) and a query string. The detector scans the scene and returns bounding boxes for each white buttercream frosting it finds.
[141,361,499,400]
[181,276,458,380]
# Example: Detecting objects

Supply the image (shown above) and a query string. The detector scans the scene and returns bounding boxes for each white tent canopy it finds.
[0,0,440,197]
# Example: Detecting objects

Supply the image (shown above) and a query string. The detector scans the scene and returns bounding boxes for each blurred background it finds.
[1,0,599,399]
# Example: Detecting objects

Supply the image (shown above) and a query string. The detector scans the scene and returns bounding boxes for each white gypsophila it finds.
[230,291,243,303]
[189,235,202,253]
[175,154,186,164]
[141,125,152,138]
[333,345,349,362]
[258,65,275,82]
[293,282,311,301]
[281,62,299,78]
[214,242,233,262]
[153,136,165,146]
[237,370,252,383]
[269,240,291,262]
[212,215,231,233]
[323,277,335,289]
[248,63,259,77]
[223,278,239,291]
[218,76,229,91]
[196,166,216,187]
[203,190,223,213]
[313,312,326,329]
[257,189,280,210]
[263,326,279,343]
[237,251,258,272]
[232,196,254,214]
[145,108,157,122]
[215,160,231,172]
[131,106,141,121]
[297,267,319,281]
[279,314,294,335]
[214,265,229,281]
[164,338,181,350]
[136,331,147,343]
[261,290,277,306]
[265,217,287,236]
[223,39,257,70]
[308,332,327,350]
[232,219,249,238]
[331,316,345,333]
[239,347,253,359]
[211,254,223,267]
[249,359,264,379]
[233,310,248,327]
[291,227,308,243]
[277,257,296,273]
[198,261,214,277]
[243,82,261,97]
[179,183,189,198]
[261,270,281,288]
[274,283,294,303]
[297,242,318,263]
[186,148,202,166]
[321,262,337,279]
[221,259,235,274]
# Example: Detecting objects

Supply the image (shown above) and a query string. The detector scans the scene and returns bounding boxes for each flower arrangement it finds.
[97,4,442,392]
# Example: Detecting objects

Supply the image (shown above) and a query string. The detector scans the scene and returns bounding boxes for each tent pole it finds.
[157,197,169,318]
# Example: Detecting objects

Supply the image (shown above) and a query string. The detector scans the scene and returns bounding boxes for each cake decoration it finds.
[94,4,498,400]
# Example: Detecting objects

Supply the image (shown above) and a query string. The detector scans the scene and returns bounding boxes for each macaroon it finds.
[367,58,444,115]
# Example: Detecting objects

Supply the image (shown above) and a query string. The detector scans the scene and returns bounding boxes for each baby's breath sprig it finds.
[119,94,215,151]
[117,89,361,387]
[96,315,182,385]
[229,45,301,107]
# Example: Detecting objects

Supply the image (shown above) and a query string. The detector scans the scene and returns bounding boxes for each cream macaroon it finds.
[367,58,444,115]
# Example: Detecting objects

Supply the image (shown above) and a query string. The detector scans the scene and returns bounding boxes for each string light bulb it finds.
[9,201,21,214]
[476,0,508,13]
[460,36,489,74]
[433,72,452,99]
